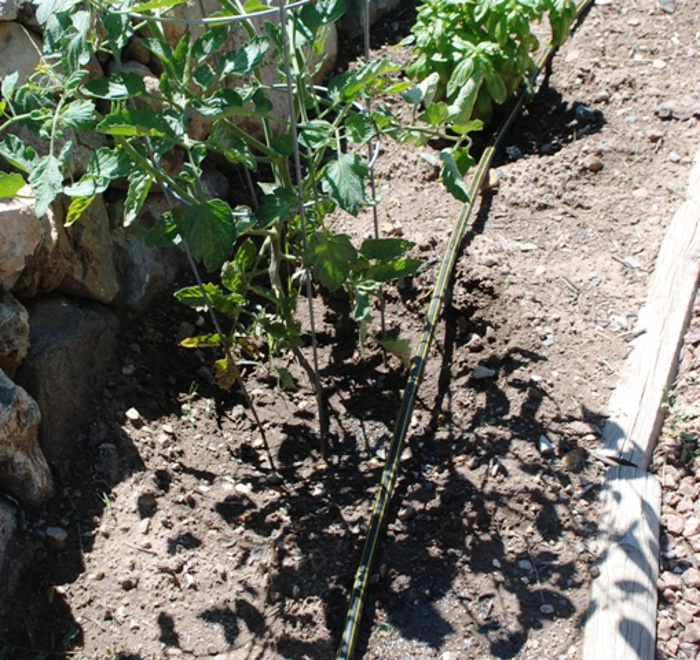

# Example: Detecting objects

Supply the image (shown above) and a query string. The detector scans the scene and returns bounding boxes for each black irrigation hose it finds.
[336,2,593,657]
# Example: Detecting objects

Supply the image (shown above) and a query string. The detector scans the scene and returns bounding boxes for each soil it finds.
[2,0,700,658]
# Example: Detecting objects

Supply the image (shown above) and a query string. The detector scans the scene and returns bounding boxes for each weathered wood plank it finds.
[602,150,700,469]
[582,466,661,660]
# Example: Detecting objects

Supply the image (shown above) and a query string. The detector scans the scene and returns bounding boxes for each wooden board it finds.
[582,465,661,660]
[601,149,700,469]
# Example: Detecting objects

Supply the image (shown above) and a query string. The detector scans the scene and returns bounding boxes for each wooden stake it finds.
[583,465,661,660]
[602,149,700,469]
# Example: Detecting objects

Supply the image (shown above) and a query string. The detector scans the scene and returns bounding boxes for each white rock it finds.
[683,516,700,539]
[125,407,141,422]
[538,434,555,455]
[0,187,42,290]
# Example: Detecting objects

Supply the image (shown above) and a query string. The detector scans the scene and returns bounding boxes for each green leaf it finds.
[193,64,217,91]
[321,153,368,216]
[34,0,80,26]
[345,113,375,144]
[451,118,484,136]
[59,100,95,130]
[192,26,228,62]
[142,37,174,65]
[28,154,63,217]
[83,73,147,99]
[221,239,256,296]
[353,288,371,325]
[65,194,96,226]
[214,355,238,390]
[174,282,224,309]
[304,230,357,292]
[0,135,37,173]
[179,333,223,348]
[220,37,269,77]
[447,69,484,124]
[207,121,257,170]
[124,171,152,227]
[418,71,442,105]
[86,148,132,179]
[329,59,398,103]
[130,0,188,12]
[172,31,191,83]
[243,0,268,11]
[275,366,297,391]
[360,238,415,261]
[1,70,19,100]
[255,188,298,227]
[0,172,25,199]
[143,210,180,247]
[366,257,422,282]
[197,88,271,118]
[316,0,346,23]
[446,59,475,100]
[65,9,91,73]
[269,132,294,157]
[299,120,333,151]
[440,148,472,204]
[178,199,237,271]
[376,336,412,368]
[419,102,449,127]
[485,70,507,105]
[103,12,133,50]
[97,107,176,138]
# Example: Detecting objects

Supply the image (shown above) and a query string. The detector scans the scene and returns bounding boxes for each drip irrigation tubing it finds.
[336,1,594,657]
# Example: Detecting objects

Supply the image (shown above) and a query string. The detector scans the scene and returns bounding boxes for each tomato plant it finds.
[0,0,423,398]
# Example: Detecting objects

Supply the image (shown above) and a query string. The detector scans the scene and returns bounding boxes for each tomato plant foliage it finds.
[0,0,578,393]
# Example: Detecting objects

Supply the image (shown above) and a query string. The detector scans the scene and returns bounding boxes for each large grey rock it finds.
[11,193,120,303]
[0,369,53,507]
[0,293,29,377]
[10,197,70,298]
[340,0,402,38]
[112,229,186,313]
[15,296,118,464]
[0,21,41,84]
[56,194,121,304]
[0,186,42,291]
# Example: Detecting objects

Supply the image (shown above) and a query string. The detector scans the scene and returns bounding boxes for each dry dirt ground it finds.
[2,0,700,658]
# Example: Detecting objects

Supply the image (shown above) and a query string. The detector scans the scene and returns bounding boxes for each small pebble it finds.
[669,152,682,163]
[473,365,497,380]
[538,435,555,455]
[540,604,555,615]
[125,407,142,423]
[45,526,68,550]
[682,567,700,589]
[584,155,604,172]
[562,447,584,471]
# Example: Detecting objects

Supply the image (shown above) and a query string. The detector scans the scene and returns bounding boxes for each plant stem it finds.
[278,0,328,455]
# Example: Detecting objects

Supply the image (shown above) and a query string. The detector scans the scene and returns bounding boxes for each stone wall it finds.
[0,0,394,614]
